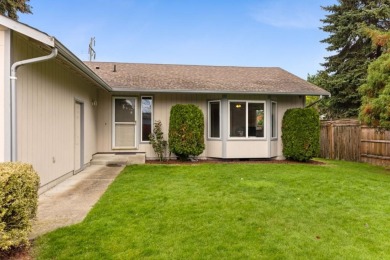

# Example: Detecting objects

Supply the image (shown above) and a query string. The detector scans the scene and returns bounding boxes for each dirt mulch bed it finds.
[0,245,33,260]
[146,159,325,165]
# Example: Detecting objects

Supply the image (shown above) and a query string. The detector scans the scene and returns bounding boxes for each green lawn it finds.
[34,160,390,259]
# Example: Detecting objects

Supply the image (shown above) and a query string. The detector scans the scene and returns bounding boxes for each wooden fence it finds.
[320,120,390,167]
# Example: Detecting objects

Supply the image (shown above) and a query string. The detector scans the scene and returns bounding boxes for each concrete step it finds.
[91,153,145,166]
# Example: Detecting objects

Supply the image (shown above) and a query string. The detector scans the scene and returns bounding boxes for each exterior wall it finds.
[0,30,6,162]
[206,140,223,158]
[226,140,269,158]
[0,28,11,162]
[272,95,305,159]
[12,32,100,187]
[96,92,304,160]
[96,92,211,159]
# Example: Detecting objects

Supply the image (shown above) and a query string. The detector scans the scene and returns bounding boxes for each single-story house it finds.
[0,15,330,191]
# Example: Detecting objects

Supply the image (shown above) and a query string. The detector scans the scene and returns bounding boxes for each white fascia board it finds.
[55,40,112,92]
[110,87,331,96]
[0,15,54,47]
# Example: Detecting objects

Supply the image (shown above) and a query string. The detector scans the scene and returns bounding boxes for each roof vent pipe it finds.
[10,48,58,161]
[113,64,117,72]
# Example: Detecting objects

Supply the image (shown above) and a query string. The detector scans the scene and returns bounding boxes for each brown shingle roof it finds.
[84,62,330,96]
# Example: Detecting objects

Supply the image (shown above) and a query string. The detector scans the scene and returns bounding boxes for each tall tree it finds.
[359,28,390,128]
[0,0,32,20]
[317,0,390,118]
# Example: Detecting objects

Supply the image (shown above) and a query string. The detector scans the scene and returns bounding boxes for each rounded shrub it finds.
[168,104,205,161]
[0,162,39,251]
[281,108,320,162]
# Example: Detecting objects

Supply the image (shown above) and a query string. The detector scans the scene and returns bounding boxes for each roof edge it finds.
[111,87,331,96]
[0,15,54,47]
[54,40,112,92]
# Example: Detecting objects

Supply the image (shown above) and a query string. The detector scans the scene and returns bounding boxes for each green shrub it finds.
[0,162,39,251]
[281,108,320,162]
[168,104,205,161]
[149,120,168,161]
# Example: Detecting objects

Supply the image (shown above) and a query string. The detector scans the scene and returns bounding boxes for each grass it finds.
[34,160,390,259]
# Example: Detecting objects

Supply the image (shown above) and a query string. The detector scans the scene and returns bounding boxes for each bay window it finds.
[229,101,265,138]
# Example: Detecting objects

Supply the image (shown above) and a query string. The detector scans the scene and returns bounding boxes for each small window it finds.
[141,96,153,142]
[208,101,221,138]
[271,102,277,139]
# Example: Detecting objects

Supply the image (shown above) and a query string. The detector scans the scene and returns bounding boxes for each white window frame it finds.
[208,100,221,139]
[271,101,278,139]
[112,96,137,149]
[141,96,153,142]
[228,100,266,139]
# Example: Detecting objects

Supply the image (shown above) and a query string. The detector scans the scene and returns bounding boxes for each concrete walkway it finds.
[29,165,124,239]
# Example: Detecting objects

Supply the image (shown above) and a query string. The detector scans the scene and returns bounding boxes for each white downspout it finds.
[10,48,58,161]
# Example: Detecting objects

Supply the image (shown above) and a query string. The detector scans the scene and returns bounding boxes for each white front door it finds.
[112,97,137,149]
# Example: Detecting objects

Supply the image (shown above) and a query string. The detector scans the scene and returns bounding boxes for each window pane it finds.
[142,97,152,141]
[115,98,135,122]
[230,102,246,137]
[209,101,220,138]
[272,102,277,138]
[248,103,264,138]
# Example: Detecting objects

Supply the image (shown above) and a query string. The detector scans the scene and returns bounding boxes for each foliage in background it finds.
[0,162,39,251]
[359,53,390,128]
[307,72,332,119]
[314,0,390,118]
[168,104,205,161]
[282,108,320,162]
[149,120,167,161]
[359,26,390,128]
[0,0,32,20]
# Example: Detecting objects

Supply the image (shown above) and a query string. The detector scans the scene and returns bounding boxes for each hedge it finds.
[0,162,39,251]
[168,104,205,160]
[281,108,320,162]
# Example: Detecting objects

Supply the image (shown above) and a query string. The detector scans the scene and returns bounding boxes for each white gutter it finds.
[10,48,58,161]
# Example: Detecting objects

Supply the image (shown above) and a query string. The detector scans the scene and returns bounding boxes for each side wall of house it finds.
[0,28,11,162]
[96,92,304,159]
[13,32,99,187]
[0,29,6,162]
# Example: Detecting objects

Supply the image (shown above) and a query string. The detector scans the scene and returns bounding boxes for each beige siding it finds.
[0,30,5,161]
[97,92,210,159]
[13,33,99,186]
[226,140,269,158]
[206,140,223,158]
[97,93,304,160]
[272,95,304,159]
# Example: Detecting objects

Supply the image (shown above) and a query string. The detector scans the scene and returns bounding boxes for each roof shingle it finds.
[84,62,330,96]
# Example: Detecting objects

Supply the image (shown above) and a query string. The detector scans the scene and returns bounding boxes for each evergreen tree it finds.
[359,27,390,128]
[318,0,390,118]
[0,0,32,20]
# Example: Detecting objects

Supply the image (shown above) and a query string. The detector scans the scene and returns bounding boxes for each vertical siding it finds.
[13,33,99,186]
[96,93,303,160]
[273,95,304,159]
[0,30,6,161]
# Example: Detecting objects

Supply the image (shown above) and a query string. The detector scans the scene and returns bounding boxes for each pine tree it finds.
[0,0,32,20]
[359,27,390,128]
[318,0,390,118]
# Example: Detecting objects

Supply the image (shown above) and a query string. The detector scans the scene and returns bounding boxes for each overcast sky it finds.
[19,0,338,79]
